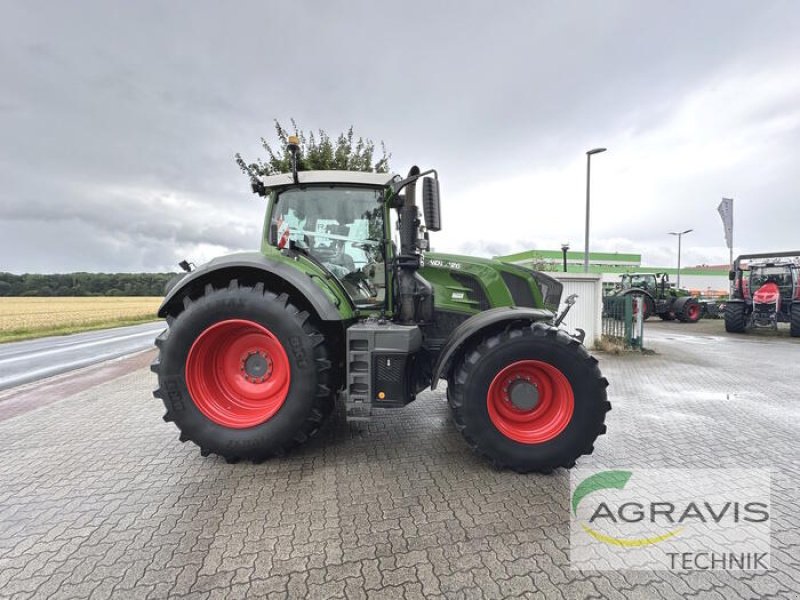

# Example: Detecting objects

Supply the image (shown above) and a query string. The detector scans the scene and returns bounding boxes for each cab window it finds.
[272,186,386,306]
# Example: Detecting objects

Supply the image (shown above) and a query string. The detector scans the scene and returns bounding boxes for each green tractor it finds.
[607,272,702,323]
[152,147,610,473]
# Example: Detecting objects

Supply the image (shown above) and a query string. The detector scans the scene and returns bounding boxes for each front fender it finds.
[430,306,554,390]
[621,288,655,301]
[157,252,351,321]
[671,296,692,313]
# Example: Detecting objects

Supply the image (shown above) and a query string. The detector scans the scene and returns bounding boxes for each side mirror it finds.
[422,177,441,232]
[565,293,578,306]
[728,270,736,281]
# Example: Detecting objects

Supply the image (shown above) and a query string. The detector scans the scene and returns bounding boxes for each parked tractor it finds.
[725,251,800,336]
[151,145,610,473]
[606,272,702,322]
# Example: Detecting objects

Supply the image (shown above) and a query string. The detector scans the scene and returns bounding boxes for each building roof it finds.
[498,249,641,265]
[259,170,397,191]
[497,249,729,276]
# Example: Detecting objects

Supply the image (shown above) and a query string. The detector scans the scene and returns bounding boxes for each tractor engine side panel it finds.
[346,321,422,417]
[419,252,553,318]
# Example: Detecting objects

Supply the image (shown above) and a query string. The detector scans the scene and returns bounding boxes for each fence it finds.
[601,294,645,349]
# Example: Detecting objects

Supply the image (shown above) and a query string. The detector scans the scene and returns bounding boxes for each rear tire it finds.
[447,323,610,473]
[641,295,655,321]
[791,303,800,338]
[724,302,747,333]
[625,292,653,321]
[151,282,335,462]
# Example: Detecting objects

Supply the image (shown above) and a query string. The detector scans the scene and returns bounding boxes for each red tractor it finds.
[725,251,800,337]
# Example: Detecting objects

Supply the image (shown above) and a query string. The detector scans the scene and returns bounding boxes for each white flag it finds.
[718,198,733,249]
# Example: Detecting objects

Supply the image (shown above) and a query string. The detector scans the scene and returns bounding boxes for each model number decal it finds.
[426,259,462,269]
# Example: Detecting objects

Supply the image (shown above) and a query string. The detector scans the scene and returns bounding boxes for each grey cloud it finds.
[1,1,799,273]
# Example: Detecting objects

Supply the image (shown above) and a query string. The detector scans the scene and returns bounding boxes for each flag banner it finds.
[718,198,733,249]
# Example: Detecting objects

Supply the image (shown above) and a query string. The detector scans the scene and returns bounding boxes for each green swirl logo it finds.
[572,470,683,547]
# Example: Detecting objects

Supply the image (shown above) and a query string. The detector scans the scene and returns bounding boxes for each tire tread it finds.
[447,323,610,473]
[151,280,335,463]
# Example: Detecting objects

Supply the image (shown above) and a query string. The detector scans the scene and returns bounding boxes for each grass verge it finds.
[0,317,162,344]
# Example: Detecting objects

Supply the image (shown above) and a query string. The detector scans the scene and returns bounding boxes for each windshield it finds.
[751,265,793,288]
[622,275,653,290]
[271,186,386,306]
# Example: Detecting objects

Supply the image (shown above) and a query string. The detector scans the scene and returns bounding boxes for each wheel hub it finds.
[185,319,291,429]
[506,378,540,411]
[487,359,575,444]
[242,350,272,383]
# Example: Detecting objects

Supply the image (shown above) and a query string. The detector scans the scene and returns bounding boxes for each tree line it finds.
[0,272,176,297]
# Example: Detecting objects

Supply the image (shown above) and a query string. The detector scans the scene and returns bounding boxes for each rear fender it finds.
[621,288,656,304]
[430,306,554,390]
[157,252,350,321]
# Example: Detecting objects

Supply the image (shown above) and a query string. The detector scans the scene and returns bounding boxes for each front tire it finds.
[152,282,334,462]
[724,301,747,333]
[658,309,675,321]
[447,323,610,473]
[677,298,702,323]
[791,302,800,338]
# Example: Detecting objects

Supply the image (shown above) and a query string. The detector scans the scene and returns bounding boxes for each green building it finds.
[497,249,729,295]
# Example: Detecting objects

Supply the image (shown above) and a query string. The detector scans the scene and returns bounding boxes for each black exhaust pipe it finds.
[396,167,433,324]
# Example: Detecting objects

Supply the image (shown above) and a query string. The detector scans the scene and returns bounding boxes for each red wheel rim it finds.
[486,360,574,444]
[185,319,291,429]
[688,304,700,321]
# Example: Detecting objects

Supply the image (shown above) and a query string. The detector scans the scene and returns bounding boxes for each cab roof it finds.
[259,170,398,191]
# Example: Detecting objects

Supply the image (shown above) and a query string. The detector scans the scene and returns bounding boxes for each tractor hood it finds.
[421,252,563,315]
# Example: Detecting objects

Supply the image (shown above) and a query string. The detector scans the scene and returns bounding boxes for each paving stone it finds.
[0,325,797,598]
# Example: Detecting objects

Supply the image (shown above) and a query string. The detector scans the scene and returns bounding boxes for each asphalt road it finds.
[0,321,164,391]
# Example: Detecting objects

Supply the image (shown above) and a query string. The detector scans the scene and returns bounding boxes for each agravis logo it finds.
[572,470,683,547]
[569,468,771,571]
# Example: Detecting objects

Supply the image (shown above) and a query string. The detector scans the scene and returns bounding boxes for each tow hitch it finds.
[555,294,586,343]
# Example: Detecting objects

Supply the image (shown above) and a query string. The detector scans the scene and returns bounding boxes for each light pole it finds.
[668,229,693,288]
[584,147,607,272]
[561,243,570,272]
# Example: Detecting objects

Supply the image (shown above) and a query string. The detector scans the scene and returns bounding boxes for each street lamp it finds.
[668,229,693,288]
[584,147,607,273]
[561,243,570,272]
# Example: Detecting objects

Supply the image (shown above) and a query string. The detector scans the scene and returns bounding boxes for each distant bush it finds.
[0,273,177,297]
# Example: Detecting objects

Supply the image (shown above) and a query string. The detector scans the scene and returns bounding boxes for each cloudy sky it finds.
[2,1,799,273]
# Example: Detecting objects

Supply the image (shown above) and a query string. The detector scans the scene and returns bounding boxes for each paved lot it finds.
[0,322,798,599]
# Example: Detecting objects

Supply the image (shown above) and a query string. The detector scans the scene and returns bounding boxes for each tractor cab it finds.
[266,182,388,307]
[619,273,669,295]
[620,273,656,292]
[749,264,795,303]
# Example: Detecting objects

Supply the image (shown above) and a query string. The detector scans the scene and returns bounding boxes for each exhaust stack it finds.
[395,166,433,324]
